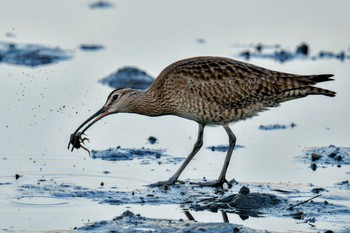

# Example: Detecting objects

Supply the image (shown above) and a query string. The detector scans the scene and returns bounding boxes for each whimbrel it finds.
[68,56,335,187]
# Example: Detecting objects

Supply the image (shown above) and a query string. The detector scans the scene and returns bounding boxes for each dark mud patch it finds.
[0,41,71,67]
[0,182,12,185]
[191,186,284,218]
[207,144,244,152]
[336,180,349,187]
[258,123,296,131]
[89,1,113,9]
[335,180,350,194]
[79,44,104,51]
[17,180,350,228]
[91,147,184,165]
[99,67,154,90]
[18,182,223,206]
[73,210,265,233]
[233,42,349,63]
[188,182,350,225]
[300,145,350,170]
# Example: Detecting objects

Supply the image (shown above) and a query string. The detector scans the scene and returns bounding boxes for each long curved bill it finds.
[74,106,109,135]
[68,106,110,151]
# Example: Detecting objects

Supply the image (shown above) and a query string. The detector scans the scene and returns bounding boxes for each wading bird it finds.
[68,56,335,187]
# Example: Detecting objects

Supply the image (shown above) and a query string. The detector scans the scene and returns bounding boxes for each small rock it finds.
[148,136,157,144]
[291,211,304,220]
[310,163,317,171]
[311,153,322,161]
[328,152,336,158]
[256,43,262,53]
[295,43,309,56]
[239,51,250,60]
[335,155,342,161]
[100,182,104,186]
[161,185,170,191]
[239,186,250,195]
[114,210,134,220]
[274,50,293,63]
[15,174,21,180]
[209,203,218,212]
[311,188,326,194]
[229,178,238,185]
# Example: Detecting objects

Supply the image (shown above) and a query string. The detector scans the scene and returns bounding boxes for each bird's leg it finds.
[221,211,229,223]
[149,123,205,187]
[194,125,236,188]
[184,210,195,221]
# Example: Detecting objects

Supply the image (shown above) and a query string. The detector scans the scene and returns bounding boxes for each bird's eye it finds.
[112,94,119,101]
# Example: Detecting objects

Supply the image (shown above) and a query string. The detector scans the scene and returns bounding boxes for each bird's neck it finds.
[128,90,163,116]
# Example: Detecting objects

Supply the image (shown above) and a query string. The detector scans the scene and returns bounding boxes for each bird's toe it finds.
[148,178,182,188]
[191,178,233,188]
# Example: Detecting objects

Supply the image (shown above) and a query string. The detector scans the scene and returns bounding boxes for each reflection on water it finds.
[0,0,349,232]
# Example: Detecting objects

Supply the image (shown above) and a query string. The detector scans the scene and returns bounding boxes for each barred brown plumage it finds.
[68,56,335,188]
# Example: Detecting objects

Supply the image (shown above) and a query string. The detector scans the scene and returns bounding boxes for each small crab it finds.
[68,132,91,156]
[68,106,110,156]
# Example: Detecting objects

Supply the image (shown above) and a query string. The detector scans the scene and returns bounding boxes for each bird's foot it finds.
[148,178,184,188]
[191,178,233,188]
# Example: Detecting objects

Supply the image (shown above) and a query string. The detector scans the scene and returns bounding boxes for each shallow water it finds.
[0,0,350,232]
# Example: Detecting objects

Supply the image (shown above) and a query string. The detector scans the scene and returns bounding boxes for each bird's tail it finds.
[280,74,336,100]
[306,74,336,97]
[309,74,335,84]
[304,86,336,97]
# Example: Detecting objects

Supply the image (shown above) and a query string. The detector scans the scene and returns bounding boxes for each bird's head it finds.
[72,88,137,135]
[68,88,139,152]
